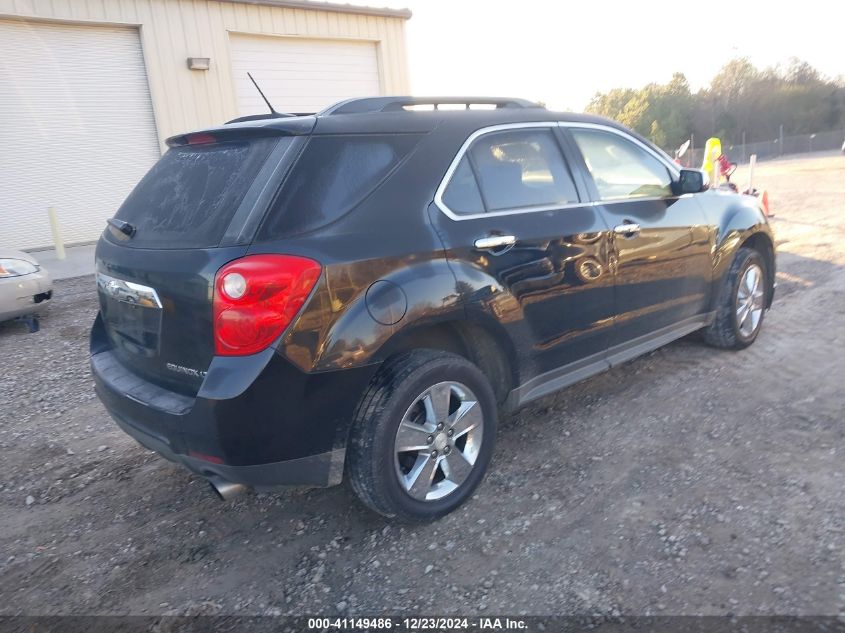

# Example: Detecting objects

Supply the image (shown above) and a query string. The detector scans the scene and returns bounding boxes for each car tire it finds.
[346,350,497,522]
[703,246,768,350]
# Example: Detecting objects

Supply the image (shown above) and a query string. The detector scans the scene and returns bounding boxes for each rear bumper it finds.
[110,408,345,488]
[91,315,378,488]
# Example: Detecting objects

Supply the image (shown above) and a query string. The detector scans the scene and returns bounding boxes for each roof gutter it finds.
[216,0,412,19]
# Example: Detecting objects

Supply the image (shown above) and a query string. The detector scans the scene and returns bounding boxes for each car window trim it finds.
[434,122,683,220]
[464,152,492,213]
[552,126,594,203]
[434,122,584,221]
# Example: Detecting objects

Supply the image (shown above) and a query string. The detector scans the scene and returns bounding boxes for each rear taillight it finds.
[213,254,321,356]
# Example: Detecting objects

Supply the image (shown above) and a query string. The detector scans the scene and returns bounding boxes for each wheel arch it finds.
[373,317,518,408]
[710,195,775,311]
[739,231,776,308]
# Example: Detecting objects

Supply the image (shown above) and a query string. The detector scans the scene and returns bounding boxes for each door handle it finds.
[474,234,516,252]
[613,222,641,236]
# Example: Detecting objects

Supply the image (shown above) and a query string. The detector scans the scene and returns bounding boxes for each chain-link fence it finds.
[677,128,845,169]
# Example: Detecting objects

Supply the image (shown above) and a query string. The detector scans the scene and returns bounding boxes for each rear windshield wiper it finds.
[107,218,136,239]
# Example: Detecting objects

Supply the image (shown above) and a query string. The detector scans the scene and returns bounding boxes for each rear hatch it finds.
[95,125,306,396]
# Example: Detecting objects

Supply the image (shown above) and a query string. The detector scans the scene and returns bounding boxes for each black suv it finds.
[91,97,775,521]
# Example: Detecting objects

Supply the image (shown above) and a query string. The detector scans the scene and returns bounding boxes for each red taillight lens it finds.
[213,254,321,356]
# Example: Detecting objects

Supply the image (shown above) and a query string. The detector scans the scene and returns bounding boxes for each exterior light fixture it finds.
[187,57,210,71]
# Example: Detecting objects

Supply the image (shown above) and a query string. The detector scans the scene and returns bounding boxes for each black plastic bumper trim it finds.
[112,411,345,488]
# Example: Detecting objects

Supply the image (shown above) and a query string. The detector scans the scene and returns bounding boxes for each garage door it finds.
[0,20,161,250]
[230,34,382,116]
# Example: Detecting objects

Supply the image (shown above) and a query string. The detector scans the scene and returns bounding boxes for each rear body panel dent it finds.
[279,255,463,373]
[442,258,528,382]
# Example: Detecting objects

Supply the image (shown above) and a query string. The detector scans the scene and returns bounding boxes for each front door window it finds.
[570,128,672,200]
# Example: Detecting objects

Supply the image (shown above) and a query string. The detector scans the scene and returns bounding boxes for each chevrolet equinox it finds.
[91,97,775,521]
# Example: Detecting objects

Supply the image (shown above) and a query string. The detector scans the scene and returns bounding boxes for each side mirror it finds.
[674,169,709,195]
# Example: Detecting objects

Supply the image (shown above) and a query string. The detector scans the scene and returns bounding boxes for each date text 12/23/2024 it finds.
[307,617,528,630]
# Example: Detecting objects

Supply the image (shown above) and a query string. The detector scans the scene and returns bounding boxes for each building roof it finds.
[222,0,412,19]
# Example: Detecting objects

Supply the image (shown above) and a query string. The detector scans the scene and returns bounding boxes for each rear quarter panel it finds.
[280,253,464,373]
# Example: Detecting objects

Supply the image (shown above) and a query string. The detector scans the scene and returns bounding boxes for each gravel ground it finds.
[1,154,844,617]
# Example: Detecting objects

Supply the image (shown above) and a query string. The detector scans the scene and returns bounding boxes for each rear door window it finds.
[467,128,579,212]
[111,137,279,249]
[258,134,421,239]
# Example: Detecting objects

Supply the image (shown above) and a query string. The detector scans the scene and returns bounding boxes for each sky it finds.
[372,0,844,111]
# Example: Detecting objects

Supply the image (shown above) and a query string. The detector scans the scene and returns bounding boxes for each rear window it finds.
[257,134,421,239]
[111,138,278,249]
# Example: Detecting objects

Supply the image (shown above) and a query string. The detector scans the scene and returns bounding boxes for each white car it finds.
[0,249,52,327]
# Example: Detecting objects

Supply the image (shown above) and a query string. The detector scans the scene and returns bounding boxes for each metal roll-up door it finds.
[0,19,161,250]
[229,33,382,116]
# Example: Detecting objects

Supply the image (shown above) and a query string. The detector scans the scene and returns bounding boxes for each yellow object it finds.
[702,137,722,186]
[47,206,66,260]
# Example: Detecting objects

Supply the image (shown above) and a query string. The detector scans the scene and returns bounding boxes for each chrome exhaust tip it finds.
[208,476,247,501]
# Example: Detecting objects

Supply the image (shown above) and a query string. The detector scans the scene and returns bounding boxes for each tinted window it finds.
[112,138,278,248]
[259,134,421,238]
[570,128,672,200]
[468,129,579,211]
[442,156,484,214]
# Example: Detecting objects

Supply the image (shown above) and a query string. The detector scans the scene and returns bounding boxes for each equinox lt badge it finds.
[165,363,207,378]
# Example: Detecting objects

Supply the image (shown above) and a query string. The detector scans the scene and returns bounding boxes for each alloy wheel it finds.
[736,263,765,338]
[393,381,484,501]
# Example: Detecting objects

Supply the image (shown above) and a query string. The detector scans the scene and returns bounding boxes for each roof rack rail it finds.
[321,96,542,116]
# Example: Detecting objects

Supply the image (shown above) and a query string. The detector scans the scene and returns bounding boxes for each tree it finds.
[585,73,693,149]
[650,120,666,148]
[785,58,822,85]
[710,57,759,106]
[585,58,845,150]
[586,88,637,120]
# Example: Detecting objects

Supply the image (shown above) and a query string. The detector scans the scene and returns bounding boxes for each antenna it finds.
[247,72,279,115]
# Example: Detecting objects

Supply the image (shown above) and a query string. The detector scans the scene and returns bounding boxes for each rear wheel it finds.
[703,247,768,349]
[347,350,497,521]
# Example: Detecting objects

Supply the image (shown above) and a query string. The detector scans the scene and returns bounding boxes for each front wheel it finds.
[703,247,768,349]
[346,350,497,522]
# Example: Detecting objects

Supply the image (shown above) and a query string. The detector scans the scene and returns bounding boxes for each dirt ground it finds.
[1,153,844,617]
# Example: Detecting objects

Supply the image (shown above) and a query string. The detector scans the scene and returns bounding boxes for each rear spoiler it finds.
[226,112,314,124]
[166,116,316,148]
